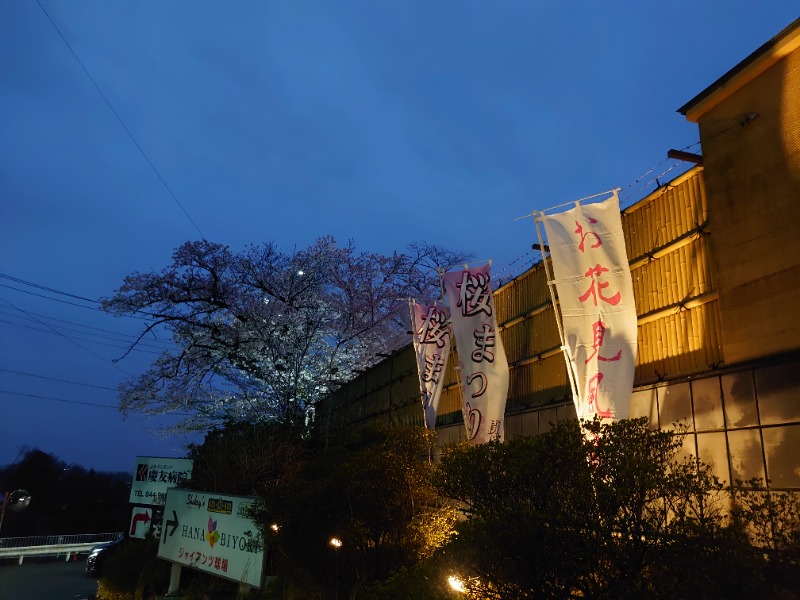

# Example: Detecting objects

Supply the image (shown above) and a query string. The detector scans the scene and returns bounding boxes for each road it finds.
[0,558,98,599]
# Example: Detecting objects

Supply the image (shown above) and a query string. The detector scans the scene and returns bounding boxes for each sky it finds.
[1,1,796,474]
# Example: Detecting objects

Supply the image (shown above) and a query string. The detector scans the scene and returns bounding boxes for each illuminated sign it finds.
[129,456,193,506]
[158,488,263,588]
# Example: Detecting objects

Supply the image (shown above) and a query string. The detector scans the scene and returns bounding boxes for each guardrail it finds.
[0,532,124,565]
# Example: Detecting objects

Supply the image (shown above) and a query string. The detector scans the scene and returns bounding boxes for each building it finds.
[318,19,800,491]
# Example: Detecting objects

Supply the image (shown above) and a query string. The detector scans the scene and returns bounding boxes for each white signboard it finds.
[158,488,264,589]
[129,456,193,506]
[129,506,153,539]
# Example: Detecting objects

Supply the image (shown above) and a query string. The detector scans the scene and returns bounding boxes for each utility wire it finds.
[0,273,98,304]
[0,297,136,376]
[0,284,102,311]
[34,0,206,241]
[0,368,119,392]
[0,310,173,350]
[0,389,119,409]
[0,277,157,321]
[0,307,173,347]
[0,319,164,355]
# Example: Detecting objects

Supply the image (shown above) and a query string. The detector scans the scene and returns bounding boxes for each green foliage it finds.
[436,418,764,600]
[89,417,799,600]
[186,420,307,497]
[731,478,800,598]
[353,560,461,600]
[98,537,169,600]
[259,424,459,598]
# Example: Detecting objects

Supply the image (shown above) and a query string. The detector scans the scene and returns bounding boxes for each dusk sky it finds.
[1,2,796,473]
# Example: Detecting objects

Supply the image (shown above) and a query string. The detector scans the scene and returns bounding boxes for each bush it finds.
[258,424,459,598]
[436,418,765,600]
[97,537,169,600]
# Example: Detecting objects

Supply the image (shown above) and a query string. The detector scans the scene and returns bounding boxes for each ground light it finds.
[448,575,466,593]
[329,536,343,599]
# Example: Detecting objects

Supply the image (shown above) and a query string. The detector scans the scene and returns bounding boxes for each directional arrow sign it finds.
[162,510,179,544]
[129,507,152,539]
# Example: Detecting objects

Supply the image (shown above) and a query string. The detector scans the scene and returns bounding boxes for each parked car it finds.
[85,535,125,576]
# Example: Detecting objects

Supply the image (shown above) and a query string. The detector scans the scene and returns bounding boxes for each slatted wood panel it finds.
[631,237,715,315]
[622,168,707,262]
[321,166,722,437]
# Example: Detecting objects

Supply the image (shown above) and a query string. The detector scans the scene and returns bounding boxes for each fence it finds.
[0,532,123,565]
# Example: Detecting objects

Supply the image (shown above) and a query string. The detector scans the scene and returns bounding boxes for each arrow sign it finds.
[162,510,179,544]
[130,511,151,535]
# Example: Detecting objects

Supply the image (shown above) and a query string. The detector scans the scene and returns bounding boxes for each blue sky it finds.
[1,1,796,473]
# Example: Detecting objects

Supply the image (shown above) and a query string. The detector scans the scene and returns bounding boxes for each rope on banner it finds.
[514,188,621,222]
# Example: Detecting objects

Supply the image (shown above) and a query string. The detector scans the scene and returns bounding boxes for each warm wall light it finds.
[329,536,343,549]
[270,523,280,533]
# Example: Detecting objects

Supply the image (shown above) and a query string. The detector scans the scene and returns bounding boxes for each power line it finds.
[0,309,173,350]
[0,275,158,321]
[0,319,165,355]
[0,297,136,376]
[0,388,119,409]
[33,0,206,241]
[0,273,98,304]
[0,306,173,348]
[0,284,101,311]
[0,368,119,392]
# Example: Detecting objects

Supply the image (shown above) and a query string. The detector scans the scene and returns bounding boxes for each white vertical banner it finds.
[539,191,637,421]
[443,264,509,443]
[410,300,452,429]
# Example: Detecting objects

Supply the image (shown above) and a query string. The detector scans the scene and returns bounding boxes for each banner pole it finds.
[534,213,581,414]
[408,298,429,431]
[437,267,466,441]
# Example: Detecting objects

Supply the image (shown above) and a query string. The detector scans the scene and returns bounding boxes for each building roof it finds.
[678,18,800,122]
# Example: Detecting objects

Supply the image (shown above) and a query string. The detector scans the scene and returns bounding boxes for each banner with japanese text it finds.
[443,264,509,443]
[540,191,637,421]
[410,300,451,429]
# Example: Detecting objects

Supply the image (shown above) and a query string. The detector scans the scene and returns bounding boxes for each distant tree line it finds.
[0,449,130,536]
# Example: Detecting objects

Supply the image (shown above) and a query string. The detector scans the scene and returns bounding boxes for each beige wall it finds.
[697,48,800,364]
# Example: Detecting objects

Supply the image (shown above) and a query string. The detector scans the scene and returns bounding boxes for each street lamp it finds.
[0,489,32,534]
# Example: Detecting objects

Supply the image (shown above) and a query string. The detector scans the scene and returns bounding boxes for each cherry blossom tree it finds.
[102,237,468,432]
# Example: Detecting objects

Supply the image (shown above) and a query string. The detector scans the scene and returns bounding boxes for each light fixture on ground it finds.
[448,575,466,593]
